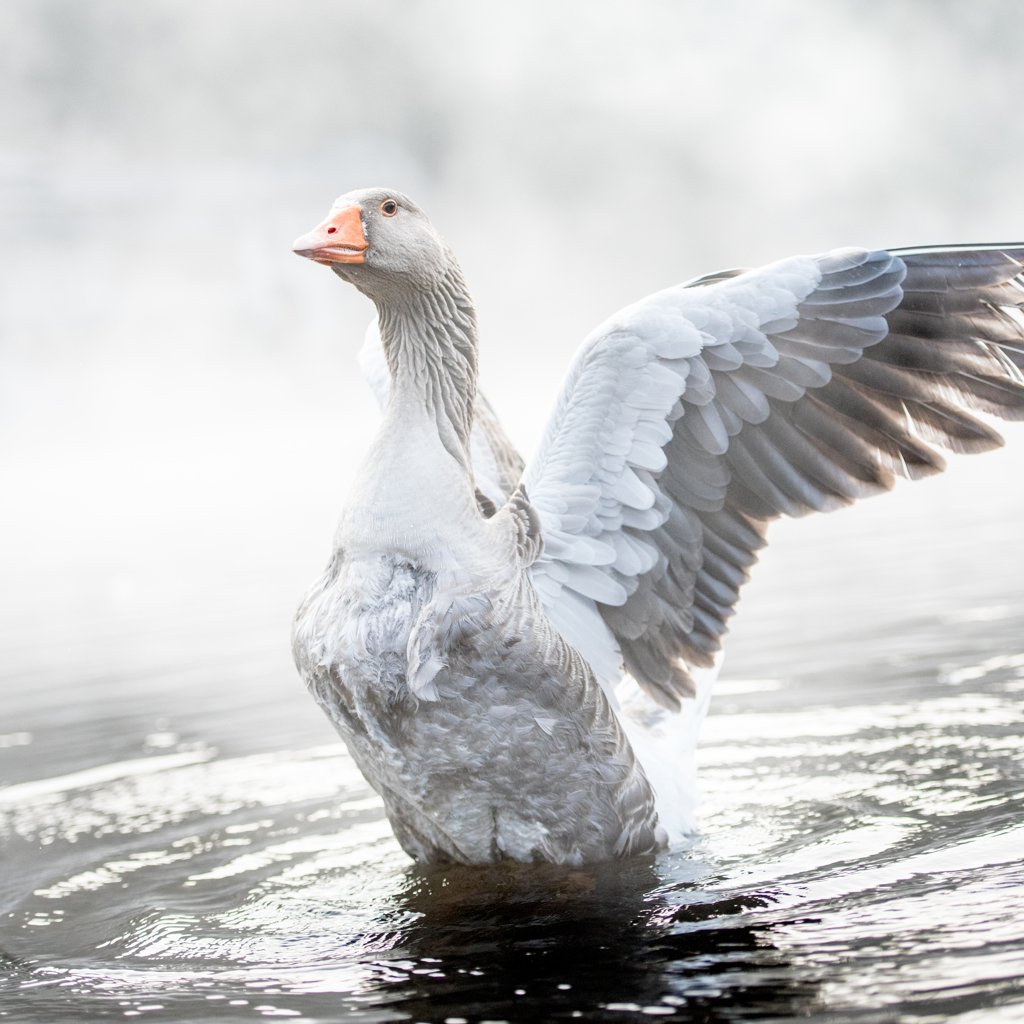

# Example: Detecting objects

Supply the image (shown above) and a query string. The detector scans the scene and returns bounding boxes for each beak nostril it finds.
[294,205,365,262]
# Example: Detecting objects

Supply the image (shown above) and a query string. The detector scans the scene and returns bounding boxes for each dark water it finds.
[2,435,1023,1024]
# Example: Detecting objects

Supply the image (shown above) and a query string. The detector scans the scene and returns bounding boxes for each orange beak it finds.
[292,205,368,264]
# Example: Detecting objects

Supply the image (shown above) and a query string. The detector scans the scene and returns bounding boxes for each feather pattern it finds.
[521,245,1024,709]
[359,322,523,514]
[296,188,1024,864]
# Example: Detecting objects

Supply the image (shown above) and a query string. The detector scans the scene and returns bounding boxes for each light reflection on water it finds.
[1,591,1022,1023]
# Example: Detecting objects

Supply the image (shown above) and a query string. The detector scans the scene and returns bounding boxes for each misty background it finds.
[2,0,1023,776]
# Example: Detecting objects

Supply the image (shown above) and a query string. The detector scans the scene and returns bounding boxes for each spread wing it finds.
[522,245,1024,710]
[358,322,524,513]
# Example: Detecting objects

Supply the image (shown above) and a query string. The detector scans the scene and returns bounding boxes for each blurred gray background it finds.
[2,1,1023,774]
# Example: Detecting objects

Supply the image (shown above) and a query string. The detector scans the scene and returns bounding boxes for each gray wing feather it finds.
[611,245,1024,707]
[472,391,525,503]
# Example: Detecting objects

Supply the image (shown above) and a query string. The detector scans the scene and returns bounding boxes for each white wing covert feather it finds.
[524,254,824,591]
[523,245,1024,710]
[521,253,829,703]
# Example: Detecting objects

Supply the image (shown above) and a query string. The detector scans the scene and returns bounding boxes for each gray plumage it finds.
[609,246,1024,706]
[291,190,1024,864]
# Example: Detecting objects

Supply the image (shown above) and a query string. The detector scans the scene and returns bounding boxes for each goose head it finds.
[292,187,453,303]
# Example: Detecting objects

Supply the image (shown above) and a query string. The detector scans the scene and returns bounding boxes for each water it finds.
[1,417,1022,1023]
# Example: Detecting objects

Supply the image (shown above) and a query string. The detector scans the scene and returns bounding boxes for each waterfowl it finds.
[291,188,1024,865]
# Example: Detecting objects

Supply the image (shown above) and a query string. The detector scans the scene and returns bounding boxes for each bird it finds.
[290,187,1024,866]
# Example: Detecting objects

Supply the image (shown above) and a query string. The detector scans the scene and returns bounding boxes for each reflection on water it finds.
[0,734,809,1022]
[1,582,1022,1022]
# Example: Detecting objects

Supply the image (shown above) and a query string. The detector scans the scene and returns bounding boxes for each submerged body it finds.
[291,189,1024,865]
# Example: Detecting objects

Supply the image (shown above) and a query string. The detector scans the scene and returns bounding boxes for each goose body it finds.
[291,189,1024,865]
[293,450,659,863]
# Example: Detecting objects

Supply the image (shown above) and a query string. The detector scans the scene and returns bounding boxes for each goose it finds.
[290,188,1024,866]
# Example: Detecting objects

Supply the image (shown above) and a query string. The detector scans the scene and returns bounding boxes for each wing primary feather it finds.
[617,639,682,711]
[523,243,1024,721]
[720,475,783,519]
[700,522,762,570]
[838,356,963,404]
[870,331,1001,373]
[688,602,731,642]
[898,282,1024,314]
[699,547,749,591]
[894,248,1024,291]
[758,407,888,500]
[809,377,947,478]
[701,506,769,550]
[725,435,814,517]
[829,364,1007,454]
[789,397,896,487]
[692,583,735,626]
[738,424,853,512]
[900,398,1005,454]
[886,307,1024,344]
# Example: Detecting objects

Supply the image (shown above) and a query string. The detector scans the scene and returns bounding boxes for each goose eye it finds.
[380,200,398,217]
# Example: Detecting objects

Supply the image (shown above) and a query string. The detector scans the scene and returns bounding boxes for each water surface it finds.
[2,430,1023,1024]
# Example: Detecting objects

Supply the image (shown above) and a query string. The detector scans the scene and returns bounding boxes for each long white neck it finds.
[377,263,479,471]
[337,264,486,564]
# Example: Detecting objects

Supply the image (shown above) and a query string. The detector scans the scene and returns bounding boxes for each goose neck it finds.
[377,268,479,471]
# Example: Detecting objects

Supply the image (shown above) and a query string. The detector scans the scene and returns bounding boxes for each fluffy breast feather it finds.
[291,549,662,865]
